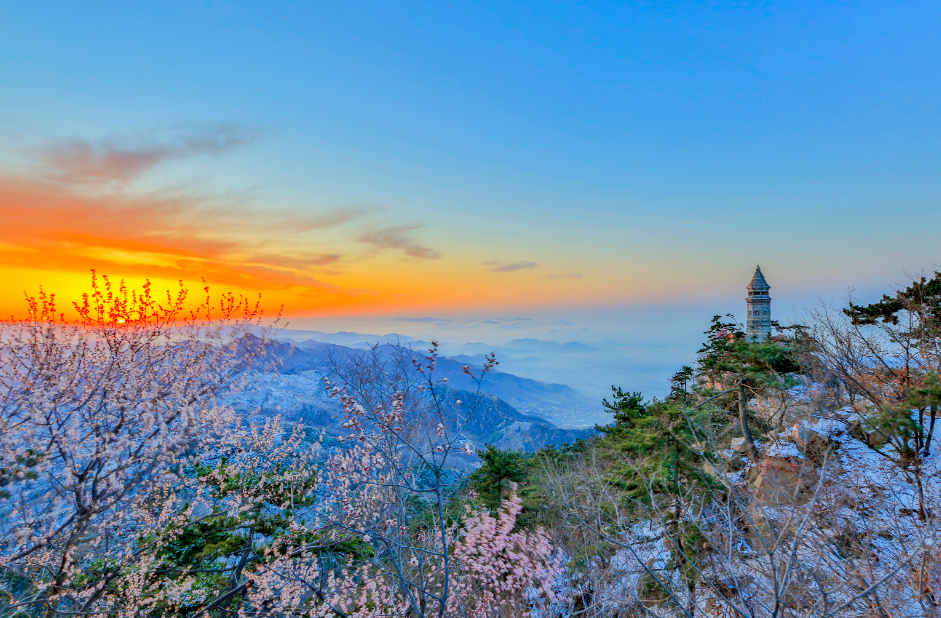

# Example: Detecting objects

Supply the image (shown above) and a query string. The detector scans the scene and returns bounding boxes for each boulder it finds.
[786,424,839,465]
[749,456,819,505]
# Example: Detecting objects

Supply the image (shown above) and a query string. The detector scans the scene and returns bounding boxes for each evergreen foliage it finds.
[466,442,585,530]
[866,371,941,458]
[597,394,722,503]
[469,445,530,511]
[697,315,800,385]
[840,272,941,519]
[694,314,801,457]
[601,387,646,426]
[845,270,941,325]
[669,366,695,401]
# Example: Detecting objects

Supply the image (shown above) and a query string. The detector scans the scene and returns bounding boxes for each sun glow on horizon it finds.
[0,164,648,318]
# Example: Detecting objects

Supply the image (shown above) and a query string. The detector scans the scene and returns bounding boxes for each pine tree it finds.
[841,271,941,519]
[696,315,800,458]
[470,445,529,511]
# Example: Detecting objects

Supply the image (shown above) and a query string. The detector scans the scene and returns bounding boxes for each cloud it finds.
[0,128,449,314]
[487,261,538,273]
[244,253,342,269]
[458,317,533,326]
[265,208,374,232]
[358,226,441,260]
[546,273,583,280]
[0,174,351,293]
[37,124,259,185]
[394,317,451,323]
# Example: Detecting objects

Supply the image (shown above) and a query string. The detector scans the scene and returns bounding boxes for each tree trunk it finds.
[925,403,936,456]
[914,464,927,521]
[738,381,759,460]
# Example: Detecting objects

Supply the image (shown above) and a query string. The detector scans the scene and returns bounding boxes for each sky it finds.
[1,1,939,354]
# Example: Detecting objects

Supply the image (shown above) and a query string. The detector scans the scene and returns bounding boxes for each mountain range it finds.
[231,336,596,458]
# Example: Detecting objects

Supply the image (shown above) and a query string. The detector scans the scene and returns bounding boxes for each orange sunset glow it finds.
[0,145,596,318]
[3,2,939,328]
[6,4,941,612]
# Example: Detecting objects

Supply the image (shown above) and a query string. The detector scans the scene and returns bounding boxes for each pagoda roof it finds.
[747,265,770,290]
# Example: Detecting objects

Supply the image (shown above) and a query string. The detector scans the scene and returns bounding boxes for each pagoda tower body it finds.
[746,266,772,342]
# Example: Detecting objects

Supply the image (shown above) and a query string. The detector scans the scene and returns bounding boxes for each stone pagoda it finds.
[746,265,772,342]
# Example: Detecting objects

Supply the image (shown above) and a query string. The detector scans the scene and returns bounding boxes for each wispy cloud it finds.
[37,124,259,185]
[0,127,446,311]
[546,273,583,280]
[0,174,350,292]
[358,225,441,260]
[244,253,342,269]
[486,260,538,273]
[266,208,373,232]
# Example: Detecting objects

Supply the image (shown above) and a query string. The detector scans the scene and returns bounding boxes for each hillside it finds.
[232,336,594,455]
[293,337,600,428]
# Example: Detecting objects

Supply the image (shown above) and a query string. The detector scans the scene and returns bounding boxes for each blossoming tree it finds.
[0,277,563,617]
[0,274,271,616]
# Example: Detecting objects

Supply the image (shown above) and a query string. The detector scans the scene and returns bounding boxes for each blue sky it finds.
[1,0,938,335]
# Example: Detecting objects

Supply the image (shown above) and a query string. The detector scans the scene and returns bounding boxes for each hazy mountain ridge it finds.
[232,336,595,453]
[269,328,688,426]
[285,335,602,428]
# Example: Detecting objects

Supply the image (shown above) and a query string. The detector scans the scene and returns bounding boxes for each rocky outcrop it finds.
[748,455,819,505]
[786,424,839,465]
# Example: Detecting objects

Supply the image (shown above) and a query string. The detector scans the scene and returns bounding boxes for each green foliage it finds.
[866,371,941,458]
[0,569,41,618]
[200,457,318,512]
[119,458,322,616]
[838,272,941,519]
[470,445,528,511]
[602,387,646,426]
[694,315,801,454]
[598,394,723,504]
[0,449,42,500]
[467,446,541,529]
[466,444,573,529]
[156,516,252,567]
[845,270,941,326]
[697,315,800,388]
[669,366,695,401]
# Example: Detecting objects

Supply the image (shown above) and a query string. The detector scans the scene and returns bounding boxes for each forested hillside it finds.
[2,270,940,617]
